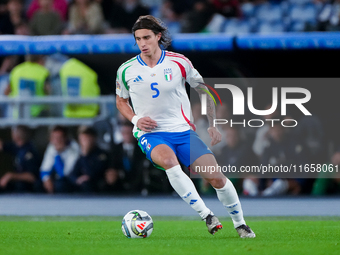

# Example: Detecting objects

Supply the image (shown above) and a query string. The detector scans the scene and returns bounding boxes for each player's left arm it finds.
[182,55,222,146]
[194,83,222,146]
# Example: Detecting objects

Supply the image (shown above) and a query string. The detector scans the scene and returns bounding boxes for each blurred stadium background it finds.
[1,0,340,214]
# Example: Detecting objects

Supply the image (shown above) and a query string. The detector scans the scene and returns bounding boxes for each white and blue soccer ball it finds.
[121,210,154,238]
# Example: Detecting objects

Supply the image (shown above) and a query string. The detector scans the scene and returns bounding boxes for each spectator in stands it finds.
[167,0,195,15]
[29,0,63,35]
[5,55,50,118]
[59,58,100,118]
[0,18,28,118]
[0,125,41,192]
[311,147,340,195]
[210,0,241,18]
[14,20,29,35]
[0,5,29,83]
[108,121,149,193]
[27,0,67,21]
[40,125,80,193]
[0,0,26,35]
[317,0,340,31]
[0,23,27,82]
[69,126,109,193]
[217,126,257,171]
[0,56,18,76]
[159,0,181,34]
[293,115,327,164]
[65,0,106,34]
[96,0,113,22]
[0,5,29,107]
[217,127,257,193]
[181,0,214,33]
[109,0,149,33]
[252,104,280,158]
[259,121,310,196]
[0,0,7,18]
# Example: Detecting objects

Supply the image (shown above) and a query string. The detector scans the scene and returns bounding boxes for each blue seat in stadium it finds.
[255,21,286,34]
[167,21,181,34]
[289,3,318,23]
[288,3,318,31]
[287,0,314,5]
[288,20,308,32]
[205,13,226,33]
[222,18,253,35]
[254,3,283,22]
[241,3,255,20]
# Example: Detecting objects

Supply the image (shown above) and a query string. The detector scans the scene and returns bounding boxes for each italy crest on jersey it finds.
[164,68,172,82]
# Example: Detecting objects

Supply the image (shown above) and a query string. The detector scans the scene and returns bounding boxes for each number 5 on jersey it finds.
[151,82,159,98]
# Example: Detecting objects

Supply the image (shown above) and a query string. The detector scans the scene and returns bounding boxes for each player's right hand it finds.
[137,117,158,132]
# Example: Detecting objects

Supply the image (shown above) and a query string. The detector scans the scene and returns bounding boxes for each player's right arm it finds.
[116,96,157,132]
[116,66,157,132]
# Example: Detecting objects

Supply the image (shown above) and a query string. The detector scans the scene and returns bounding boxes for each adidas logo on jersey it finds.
[133,75,144,82]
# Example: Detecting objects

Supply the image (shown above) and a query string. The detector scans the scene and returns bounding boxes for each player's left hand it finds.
[207,127,222,146]
[137,116,158,132]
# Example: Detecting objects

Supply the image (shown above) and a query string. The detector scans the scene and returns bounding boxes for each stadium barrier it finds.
[236,32,340,50]
[0,95,115,127]
[1,32,340,56]
[0,34,234,55]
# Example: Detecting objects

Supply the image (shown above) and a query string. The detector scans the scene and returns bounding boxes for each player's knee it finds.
[207,177,226,189]
[161,158,178,169]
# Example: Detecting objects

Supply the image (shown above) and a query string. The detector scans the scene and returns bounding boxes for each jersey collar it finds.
[137,50,165,67]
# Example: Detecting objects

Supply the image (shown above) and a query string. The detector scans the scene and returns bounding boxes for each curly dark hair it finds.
[132,15,172,49]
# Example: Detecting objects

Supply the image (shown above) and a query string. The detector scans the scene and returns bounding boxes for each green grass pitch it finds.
[0,216,339,255]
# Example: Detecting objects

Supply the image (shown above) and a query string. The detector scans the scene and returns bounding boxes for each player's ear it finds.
[156,32,161,41]
[133,34,137,46]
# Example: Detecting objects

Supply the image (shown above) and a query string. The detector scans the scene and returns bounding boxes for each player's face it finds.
[134,29,161,57]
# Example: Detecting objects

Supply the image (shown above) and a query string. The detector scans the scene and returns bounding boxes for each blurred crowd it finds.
[0,48,174,196]
[0,0,340,197]
[1,0,340,37]
[0,122,173,195]
[193,102,340,197]
[0,51,339,197]
[1,105,340,196]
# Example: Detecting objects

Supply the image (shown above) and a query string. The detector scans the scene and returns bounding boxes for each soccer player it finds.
[116,15,255,238]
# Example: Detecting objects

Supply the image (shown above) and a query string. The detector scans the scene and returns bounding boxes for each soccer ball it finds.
[121,210,154,238]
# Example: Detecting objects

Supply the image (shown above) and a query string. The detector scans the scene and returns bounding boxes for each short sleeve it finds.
[116,66,130,99]
[186,66,204,88]
[175,54,204,88]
